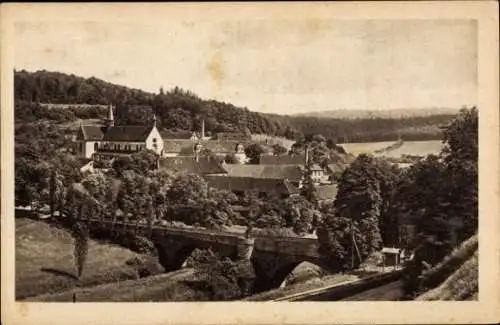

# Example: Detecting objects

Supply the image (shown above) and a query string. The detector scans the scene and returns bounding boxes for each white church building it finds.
[74,105,164,161]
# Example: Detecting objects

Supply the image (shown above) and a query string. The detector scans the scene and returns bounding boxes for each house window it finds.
[94,142,98,152]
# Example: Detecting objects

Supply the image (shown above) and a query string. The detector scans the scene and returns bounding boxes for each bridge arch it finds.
[151,233,243,272]
[251,250,332,293]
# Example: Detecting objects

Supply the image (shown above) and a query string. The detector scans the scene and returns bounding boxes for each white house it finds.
[74,104,164,161]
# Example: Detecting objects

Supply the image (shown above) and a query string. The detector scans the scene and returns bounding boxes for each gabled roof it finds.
[223,164,304,182]
[162,140,197,154]
[315,184,338,201]
[325,163,345,175]
[162,139,251,154]
[160,130,193,139]
[204,175,299,196]
[310,164,323,171]
[159,156,227,175]
[102,125,155,142]
[78,125,106,141]
[259,154,306,165]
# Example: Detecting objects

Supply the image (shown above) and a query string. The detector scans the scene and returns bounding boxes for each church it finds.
[74,105,164,161]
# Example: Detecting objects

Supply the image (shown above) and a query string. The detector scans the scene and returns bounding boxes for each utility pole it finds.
[350,215,354,269]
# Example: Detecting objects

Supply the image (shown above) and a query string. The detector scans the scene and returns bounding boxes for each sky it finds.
[14,18,477,115]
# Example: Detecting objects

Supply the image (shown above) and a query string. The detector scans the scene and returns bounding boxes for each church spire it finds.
[152,112,157,127]
[107,104,114,127]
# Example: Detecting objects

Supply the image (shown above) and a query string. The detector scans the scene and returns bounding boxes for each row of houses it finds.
[74,105,345,204]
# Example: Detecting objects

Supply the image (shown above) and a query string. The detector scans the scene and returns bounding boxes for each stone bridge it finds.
[84,218,327,292]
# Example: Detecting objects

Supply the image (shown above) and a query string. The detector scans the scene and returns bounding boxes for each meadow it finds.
[15,218,164,300]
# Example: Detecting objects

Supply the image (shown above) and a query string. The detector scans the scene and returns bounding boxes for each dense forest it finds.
[14,70,457,143]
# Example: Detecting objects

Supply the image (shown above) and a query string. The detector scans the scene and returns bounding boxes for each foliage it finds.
[244,143,265,164]
[242,192,319,235]
[112,149,158,176]
[15,70,456,143]
[165,174,238,228]
[190,249,242,301]
[272,143,288,156]
[399,107,478,299]
[300,162,318,206]
[71,222,89,279]
[317,154,388,269]
[224,153,239,164]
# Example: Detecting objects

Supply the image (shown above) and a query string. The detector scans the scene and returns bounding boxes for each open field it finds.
[15,218,164,300]
[340,140,443,158]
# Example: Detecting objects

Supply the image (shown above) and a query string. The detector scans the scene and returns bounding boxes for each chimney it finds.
[202,119,205,139]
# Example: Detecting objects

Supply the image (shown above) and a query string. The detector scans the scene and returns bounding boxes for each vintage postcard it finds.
[1,2,499,325]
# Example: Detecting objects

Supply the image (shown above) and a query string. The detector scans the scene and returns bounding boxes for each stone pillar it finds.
[237,238,255,260]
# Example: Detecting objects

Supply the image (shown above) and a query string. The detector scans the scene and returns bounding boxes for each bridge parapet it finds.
[254,237,320,259]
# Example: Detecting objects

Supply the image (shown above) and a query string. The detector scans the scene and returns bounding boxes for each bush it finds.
[125,255,165,278]
[115,232,157,255]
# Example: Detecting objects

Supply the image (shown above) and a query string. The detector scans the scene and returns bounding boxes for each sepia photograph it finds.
[1,2,499,325]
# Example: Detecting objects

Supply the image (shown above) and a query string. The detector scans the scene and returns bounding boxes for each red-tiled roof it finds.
[102,125,154,142]
[259,154,306,165]
[204,175,299,196]
[223,164,304,182]
[159,156,227,175]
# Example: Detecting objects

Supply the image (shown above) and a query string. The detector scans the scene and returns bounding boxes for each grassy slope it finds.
[27,269,197,302]
[15,218,164,299]
[416,235,478,301]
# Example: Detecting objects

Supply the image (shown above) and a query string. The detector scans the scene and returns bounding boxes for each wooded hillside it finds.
[15,70,457,143]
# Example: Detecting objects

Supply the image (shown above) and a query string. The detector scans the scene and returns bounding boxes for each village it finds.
[73,104,344,207]
[10,11,480,307]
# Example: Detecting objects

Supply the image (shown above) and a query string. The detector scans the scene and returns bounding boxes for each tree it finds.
[399,107,478,299]
[224,153,239,164]
[244,143,265,164]
[441,107,478,241]
[190,249,242,301]
[317,154,384,269]
[112,149,158,176]
[326,138,337,150]
[300,162,318,206]
[272,144,288,156]
[72,221,89,279]
[116,171,153,224]
[167,174,208,206]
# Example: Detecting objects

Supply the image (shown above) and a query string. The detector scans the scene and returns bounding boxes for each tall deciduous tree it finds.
[317,154,384,269]
[244,143,265,164]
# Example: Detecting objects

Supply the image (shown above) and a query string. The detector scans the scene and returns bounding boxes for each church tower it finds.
[105,104,115,129]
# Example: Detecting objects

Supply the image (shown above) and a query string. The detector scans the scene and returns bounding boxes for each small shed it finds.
[381,247,403,268]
